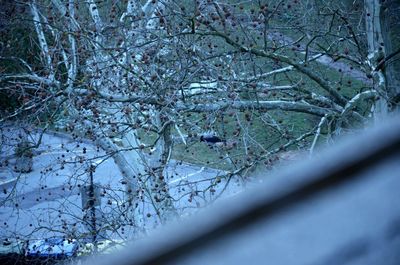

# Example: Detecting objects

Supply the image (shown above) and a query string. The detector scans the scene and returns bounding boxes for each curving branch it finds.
[30,0,54,80]
[341,90,377,118]
[0,74,60,88]
[176,100,336,117]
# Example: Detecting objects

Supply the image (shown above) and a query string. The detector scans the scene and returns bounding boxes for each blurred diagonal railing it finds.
[88,116,400,265]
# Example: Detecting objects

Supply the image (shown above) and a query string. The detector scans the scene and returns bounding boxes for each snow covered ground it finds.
[0,127,245,242]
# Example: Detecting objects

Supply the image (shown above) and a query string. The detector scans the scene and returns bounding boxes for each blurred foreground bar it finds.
[89,116,400,265]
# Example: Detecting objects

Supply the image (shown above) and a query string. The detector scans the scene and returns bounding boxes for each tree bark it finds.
[380,0,400,112]
[364,0,398,118]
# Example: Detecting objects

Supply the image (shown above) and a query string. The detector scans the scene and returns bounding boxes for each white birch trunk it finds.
[365,0,388,120]
[30,0,55,81]
[83,0,175,224]
[29,0,175,229]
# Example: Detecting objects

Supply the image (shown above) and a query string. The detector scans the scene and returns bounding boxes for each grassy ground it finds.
[169,110,318,170]
[166,14,368,170]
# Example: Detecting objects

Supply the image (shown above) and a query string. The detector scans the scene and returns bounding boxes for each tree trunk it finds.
[365,0,388,120]
[380,0,400,113]
[148,110,177,222]
[365,0,400,117]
